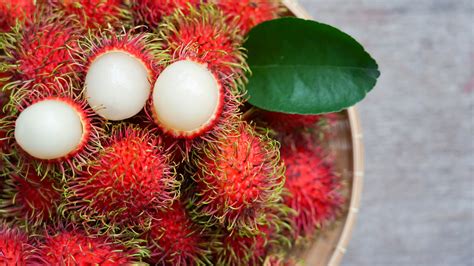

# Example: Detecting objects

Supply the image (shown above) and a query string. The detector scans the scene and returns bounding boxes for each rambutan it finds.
[37,227,137,265]
[0,0,36,32]
[158,3,248,94]
[214,0,283,34]
[48,0,127,29]
[64,124,179,230]
[1,84,104,177]
[145,200,212,265]
[0,165,62,229]
[0,14,81,93]
[0,224,40,265]
[259,111,323,133]
[189,121,285,233]
[76,29,162,121]
[131,0,201,29]
[213,208,291,266]
[281,143,345,239]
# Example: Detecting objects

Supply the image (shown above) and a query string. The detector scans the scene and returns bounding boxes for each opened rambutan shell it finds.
[75,29,162,121]
[131,0,201,29]
[0,14,81,93]
[281,143,345,239]
[145,200,212,265]
[64,124,179,230]
[37,227,136,265]
[190,121,285,233]
[48,0,126,29]
[0,85,105,178]
[0,224,41,265]
[0,165,62,230]
[214,0,283,34]
[0,0,36,32]
[159,3,249,94]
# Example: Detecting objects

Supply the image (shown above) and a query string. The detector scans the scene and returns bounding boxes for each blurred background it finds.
[298,0,473,265]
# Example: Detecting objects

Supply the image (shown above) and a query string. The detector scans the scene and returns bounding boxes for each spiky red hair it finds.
[131,0,201,29]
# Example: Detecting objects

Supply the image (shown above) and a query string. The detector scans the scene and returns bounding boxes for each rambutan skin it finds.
[0,224,41,265]
[214,0,283,34]
[64,124,179,229]
[0,15,82,91]
[281,143,345,238]
[48,0,126,29]
[37,228,136,265]
[0,0,36,32]
[190,122,285,233]
[0,166,62,229]
[145,201,212,265]
[158,4,249,94]
[131,0,201,29]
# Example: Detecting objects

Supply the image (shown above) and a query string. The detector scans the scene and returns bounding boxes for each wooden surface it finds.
[297,0,474,265]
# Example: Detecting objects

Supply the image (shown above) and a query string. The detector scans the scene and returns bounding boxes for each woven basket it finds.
[281,1,365,265]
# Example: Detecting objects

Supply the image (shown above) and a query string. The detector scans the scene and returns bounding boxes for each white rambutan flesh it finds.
[14,99,84,160]
[152,60,221,136]
[85,51,151,121]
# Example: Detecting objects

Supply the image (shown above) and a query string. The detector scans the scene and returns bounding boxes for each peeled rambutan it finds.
[145,200,212,265]
[190,121,285,233]
[159,3,248,94]
[0,14,81,92]
[214,0,283,34]
[37,227,136,265]
[0,0,36,32]
[48,0,126,29]
[64,124,179,230]
[131,0,201,29]
[0,165,62,229]
[0,85,104,177]
[75,29,161,121]
[0,224,40,265]
[213,208,291,266]
[281,142,345,239]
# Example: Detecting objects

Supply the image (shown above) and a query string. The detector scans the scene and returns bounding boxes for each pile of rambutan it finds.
[0,1,347,265]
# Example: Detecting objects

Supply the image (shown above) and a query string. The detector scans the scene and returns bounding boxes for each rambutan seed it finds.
[151,59,224,139]
[14,98,88,160]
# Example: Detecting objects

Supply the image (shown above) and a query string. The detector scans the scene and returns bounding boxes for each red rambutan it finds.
[145,201,212,265]
[190,121,285,233]
[64,124,179,230]
[75,29,162,121]
[0,224,40,265]
[37,227,136,265]
[214,0,283,34]
[281,143,345,239]
[213,208,291,266]
[0,14,81,93]
[48,0,127,29]
[259,111,323,133]
[0,165,62,229]
[131,0,201,29]
[0,0,36,32]
[158,3,248,94]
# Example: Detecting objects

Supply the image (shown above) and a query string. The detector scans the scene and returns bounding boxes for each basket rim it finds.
[281,1,365,265]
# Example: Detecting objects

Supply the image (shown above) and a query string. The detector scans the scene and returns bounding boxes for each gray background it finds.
[298,0,474,265]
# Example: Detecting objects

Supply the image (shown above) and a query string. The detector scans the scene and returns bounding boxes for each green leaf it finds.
[243,17,380,114]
